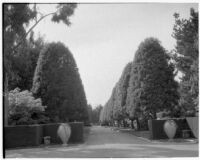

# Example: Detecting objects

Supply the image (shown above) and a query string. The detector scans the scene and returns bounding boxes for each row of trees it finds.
[100,8,198,130]
[87,105,103,124]
[4,4,90,125]
[100,38,179,129]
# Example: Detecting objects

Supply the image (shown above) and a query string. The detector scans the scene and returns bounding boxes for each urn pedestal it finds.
[163,120,177,141]
[57,123,71,146]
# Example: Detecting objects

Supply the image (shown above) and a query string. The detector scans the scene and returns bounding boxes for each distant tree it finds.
[87,104,93,123]
[125,61,141,128]
[101,63,132,127]
[32,42,88,122]
[127,38,179,129]
[100,91,115,126]
[112,63,132,126]
[172,8,199,116]
[91,105,103,124]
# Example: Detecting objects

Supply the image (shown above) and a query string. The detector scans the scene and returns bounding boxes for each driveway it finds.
[5,125,199,158]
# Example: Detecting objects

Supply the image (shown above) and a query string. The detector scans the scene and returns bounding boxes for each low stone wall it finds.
[148,118,194,140]
[4,122,84,149]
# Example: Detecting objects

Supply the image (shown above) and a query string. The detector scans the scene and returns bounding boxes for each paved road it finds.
[5,126,199,158]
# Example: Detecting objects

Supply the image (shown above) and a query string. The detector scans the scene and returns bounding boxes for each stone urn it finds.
[156,112,164,120]
[57,123,71,146]
[163,120,177,140]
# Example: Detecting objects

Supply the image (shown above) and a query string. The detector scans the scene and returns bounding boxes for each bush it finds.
[8,88,50,125]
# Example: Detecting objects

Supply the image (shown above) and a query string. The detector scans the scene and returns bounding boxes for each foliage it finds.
[128,38,179,122]
[8,34,45,91]
[86,104,93,124]
[100,62,132,125]
[172,8,199,115]
[86,104,103,124]
[126,61,141,120]
[51,4,77,25]
[3,4,36,74]
[112,63,132,121]
[32,42,88,122]
[91,105,103,124]
[100,95,115,125]
[101,38,179,129]
[3,3,77,125]
[3,3,77,89]
[8,88,49,125]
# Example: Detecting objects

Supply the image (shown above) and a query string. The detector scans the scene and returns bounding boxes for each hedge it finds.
[69,122,84,143]
[4,124,43,148]
[4,122,84,149]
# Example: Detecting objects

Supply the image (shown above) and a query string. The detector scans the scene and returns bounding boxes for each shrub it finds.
[8,88,49,125]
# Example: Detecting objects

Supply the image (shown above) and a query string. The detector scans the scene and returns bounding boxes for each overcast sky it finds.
[32,3,198,108]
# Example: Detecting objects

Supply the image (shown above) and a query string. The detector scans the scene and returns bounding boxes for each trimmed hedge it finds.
[69,122,84,143]
[42,123,62,144]
[148,118,193,140]
[5,122,84,149]
[5,124,43,148]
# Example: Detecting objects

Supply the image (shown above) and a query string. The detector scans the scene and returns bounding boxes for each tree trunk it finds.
[123,119,125,127]
[131,120,134,129]
[136,118,140,130]
[4,73,9,126]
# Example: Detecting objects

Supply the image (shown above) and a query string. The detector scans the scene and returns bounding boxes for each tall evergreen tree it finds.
[125,61,141,127]
[126,38,179,129]
[100,88,115,125]
[32,42,88,122]
[101,63,132,126]
[172,8,199,115]
[112,63,132,125]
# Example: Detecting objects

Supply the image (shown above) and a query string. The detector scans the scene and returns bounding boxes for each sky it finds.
[32,3,198,108]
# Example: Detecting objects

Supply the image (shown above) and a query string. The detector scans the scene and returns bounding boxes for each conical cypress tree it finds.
[112,62,132,123]
[126,38,179,129]
[32,42,88,122]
